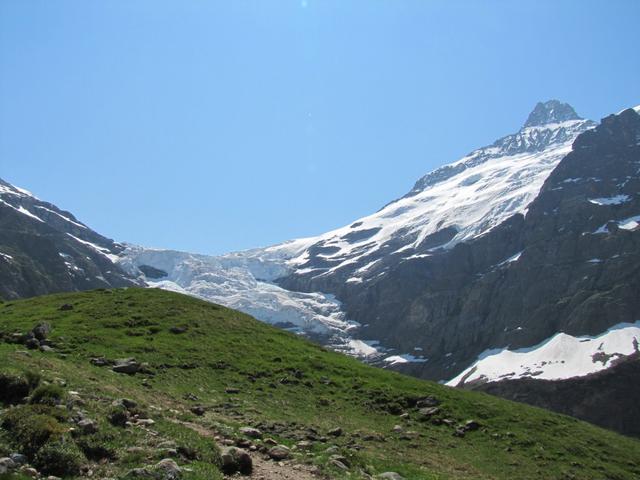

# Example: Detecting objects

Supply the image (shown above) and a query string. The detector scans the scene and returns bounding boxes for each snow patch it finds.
[592,214,640,234]
[66,234,120,263]
[498,251,522,266]
[384,354,428,365]
[447,321,640,387]
[344,339,381,358]
[588,195,631,206]
[619,215,640,231]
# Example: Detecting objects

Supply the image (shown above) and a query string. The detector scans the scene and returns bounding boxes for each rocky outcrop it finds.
[0,179,140,299]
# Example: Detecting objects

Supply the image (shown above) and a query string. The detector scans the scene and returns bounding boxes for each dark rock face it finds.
[474,353,640,438]
[280,108,640,382]
[138,264,168,279]
[0,179,140,299]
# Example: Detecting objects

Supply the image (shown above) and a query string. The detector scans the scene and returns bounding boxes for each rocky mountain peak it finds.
[523,100,581,128]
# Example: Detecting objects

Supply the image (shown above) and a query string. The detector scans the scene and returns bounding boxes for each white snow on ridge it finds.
[66,234,121,263]
[619,215,640,231]
[592,214,640,234]
[497,251,522,266]
[271,118,593,275]
[0,198,45,223]
[588,195,631,206]
[34,205,88,229]
[0,182,35,199]
[447,321,640,387]
[384,354,428,366]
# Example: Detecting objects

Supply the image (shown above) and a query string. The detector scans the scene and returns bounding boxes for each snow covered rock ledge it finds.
[447,321,640,387]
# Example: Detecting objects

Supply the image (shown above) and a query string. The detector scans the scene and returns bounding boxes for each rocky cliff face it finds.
[316,106,640,381]
[0,179,140,299]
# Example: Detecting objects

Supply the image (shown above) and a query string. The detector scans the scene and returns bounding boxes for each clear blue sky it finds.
[1,1,638,255]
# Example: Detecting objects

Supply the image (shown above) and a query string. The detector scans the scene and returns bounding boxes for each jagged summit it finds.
[523,99,581,128]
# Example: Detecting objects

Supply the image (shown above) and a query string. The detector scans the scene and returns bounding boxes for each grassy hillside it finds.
[0,288,639,480]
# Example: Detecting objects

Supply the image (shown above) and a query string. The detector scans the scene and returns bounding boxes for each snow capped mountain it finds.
[280,105,593,283]
[120,100,596,360]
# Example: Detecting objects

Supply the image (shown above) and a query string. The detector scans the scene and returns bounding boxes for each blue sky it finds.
[1,1,638,255]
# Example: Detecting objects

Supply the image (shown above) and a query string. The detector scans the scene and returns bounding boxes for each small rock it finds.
[418,407,440,418]
[157,441,178,449]
[116,398,139,410]
[90,357,110,367]
[77,418,98,434]
[235,438,252,449]
[263,438,278,446]
[190,406,206,416]
[330,454,350,467]
[240,427,262,439]
[169,326,188,334]
[268,445,290,460]
[136,418,155,426]
[40,345,55,353]
[159,448,178,458]
[59,304,74,311]
[113,358,142,375]
[376,473,405,480]
[416,395,440,408]
[25,338,40,350]
[463,420,481,432]
[32,322,51,341]
[296,440,313,450]
[328,427,343,437]
[0,458,16,474]
[453,428,466,438]
[9,454,27,466]
[221,447,252,475]
[47,476,62,480]
[225,387,240,394]
[126,447,147,454]
[330,459,349,470]
[392,425,403,433]
[155,459,182,480]
[109,409,130,427]
[125,467,155,478]
[20,467,39,478]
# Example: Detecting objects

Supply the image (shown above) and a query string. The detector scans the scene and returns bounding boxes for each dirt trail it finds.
[179,421,323,480]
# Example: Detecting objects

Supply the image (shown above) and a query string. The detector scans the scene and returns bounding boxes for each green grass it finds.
[0,288,639,479]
